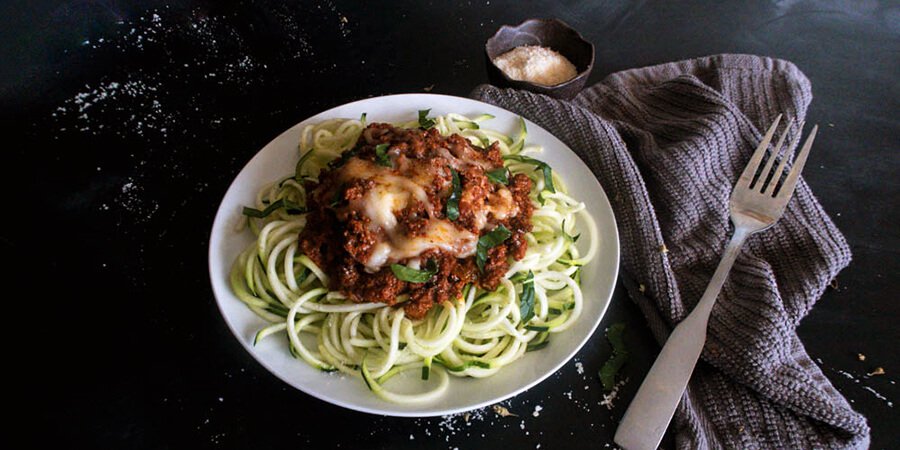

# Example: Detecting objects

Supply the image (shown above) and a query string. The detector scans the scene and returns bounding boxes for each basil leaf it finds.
[486,167,509,185]
[295,150,316,182]
[375,143,392,167]
[503,154,555,193]
[328,148,359,169]
[390,259,438,283]
[476,225,512,271]
[520,271,535,323]
[479,224,512,248]
[542,165,555,193]
[418,109,436,129]
[242,199,306,218]
[599,323,628,391]
[329,186,343,208]
[446,168,461,221]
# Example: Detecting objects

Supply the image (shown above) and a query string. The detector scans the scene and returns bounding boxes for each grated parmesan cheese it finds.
[492,45,578,86]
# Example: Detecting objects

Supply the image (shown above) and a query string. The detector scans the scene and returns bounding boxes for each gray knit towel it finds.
[472,54,870,449]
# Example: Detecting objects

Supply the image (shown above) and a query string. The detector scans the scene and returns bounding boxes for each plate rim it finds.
[208,93,620,417]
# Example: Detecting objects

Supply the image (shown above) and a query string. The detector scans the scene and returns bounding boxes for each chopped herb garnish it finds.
[390,259,438,283]
[242,198,306,218]
[375,143,392,167]
[294,150,316,181]
[503,154,555,193]
[476,225,512,271]
[486,167,509,185]
[329,187,343,208]
[520,271,536,323]
[418,109,436,129]
[446,168,461,221]
[328,148,359,169]
[599,323,628,391]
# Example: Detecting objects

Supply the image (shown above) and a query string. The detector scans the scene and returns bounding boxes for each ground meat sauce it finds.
[298,123,533,319]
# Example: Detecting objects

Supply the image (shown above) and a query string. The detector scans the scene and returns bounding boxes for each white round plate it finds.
[208,93,619,417]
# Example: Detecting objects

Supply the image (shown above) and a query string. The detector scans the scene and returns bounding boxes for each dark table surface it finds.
[6,1,897,448]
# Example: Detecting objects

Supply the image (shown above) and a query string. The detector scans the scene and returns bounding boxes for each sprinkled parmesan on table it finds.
[492,45,578,86]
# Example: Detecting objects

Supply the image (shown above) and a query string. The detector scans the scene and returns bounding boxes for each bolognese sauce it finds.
[298,123,534,319]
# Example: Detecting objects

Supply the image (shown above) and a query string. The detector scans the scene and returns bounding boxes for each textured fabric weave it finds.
[472,54,870,449]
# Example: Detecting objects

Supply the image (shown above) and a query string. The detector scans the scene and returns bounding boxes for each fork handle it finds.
[614,227,750,450]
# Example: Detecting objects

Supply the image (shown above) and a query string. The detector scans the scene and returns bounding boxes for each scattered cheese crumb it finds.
[492,45,577,86]
[493,405,518,417]
[600,378,628,410]
[868,367,885,376]
[532,405,543,417]
[858,353,866,361]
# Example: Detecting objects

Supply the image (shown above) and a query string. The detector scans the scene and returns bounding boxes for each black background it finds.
[5,1,897,449]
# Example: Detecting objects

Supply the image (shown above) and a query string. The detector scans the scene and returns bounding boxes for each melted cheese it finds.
[334,154,517,272]
[340,158,431,230]
[365,221,478,271]
[475,188,518,231]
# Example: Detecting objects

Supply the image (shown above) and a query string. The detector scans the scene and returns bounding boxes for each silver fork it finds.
[614,115,818,450]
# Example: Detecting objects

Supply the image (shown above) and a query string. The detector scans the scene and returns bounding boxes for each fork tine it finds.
[763,119,802,196]
[776,124,818,199]
[756,118,792,192]
[737,114,782,188]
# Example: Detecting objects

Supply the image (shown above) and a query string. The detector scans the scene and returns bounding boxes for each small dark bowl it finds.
[485,18,594,100]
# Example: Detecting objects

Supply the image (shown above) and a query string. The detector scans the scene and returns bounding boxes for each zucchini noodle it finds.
[229,111,598,402]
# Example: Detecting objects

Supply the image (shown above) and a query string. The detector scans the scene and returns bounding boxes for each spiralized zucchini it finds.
[230,111,598,402]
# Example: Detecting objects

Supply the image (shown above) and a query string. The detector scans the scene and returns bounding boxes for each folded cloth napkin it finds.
[472,54,870,449]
